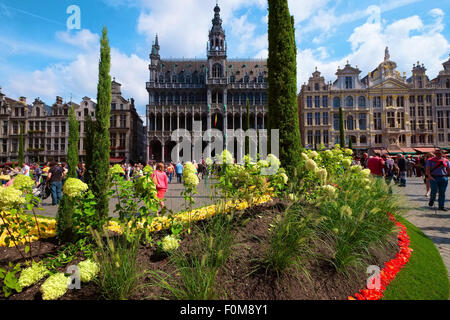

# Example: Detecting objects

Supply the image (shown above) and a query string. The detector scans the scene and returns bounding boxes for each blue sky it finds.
[1,0,450,117]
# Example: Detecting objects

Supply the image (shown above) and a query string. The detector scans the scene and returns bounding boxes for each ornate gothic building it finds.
[299,48,450,154]
[146,4,268,162]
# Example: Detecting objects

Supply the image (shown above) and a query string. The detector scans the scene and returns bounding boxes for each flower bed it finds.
[0,216,56,247]
[348,213,413,300]
[0,195,273,247]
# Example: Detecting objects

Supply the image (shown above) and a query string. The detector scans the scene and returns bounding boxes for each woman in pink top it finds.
[151,163,168,213]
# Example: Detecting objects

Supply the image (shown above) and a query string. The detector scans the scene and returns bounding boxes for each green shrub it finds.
[262,202,317,276]
[92,228,140,300]
[316,171,398,273]
[148,209,235,300]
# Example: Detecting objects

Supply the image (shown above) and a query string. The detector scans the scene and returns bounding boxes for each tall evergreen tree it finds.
[268,0,302,177]
[18,123,24,167]
[339,106,345,148]
[56,105,79,242]
[86,27,112,223]
[67,105,79,178]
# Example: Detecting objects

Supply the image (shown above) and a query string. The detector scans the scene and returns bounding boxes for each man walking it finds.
[175,162,183,183]
[46,162,63,206]
[397,154,407,187]
[425,150,450,211]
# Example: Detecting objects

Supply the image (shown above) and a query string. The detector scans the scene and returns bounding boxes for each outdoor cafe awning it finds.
[413,147,437,153]
[109,157,125,163]
[400,148,417,155]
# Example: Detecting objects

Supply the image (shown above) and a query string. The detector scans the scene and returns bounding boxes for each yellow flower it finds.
[322,185,336,197]
[40,273,68,300]
[161,235,180,252]
[78,259,99,282]
[344,148,353,156]
[309,151,319,158]
[63,178,88,198]
[18,261,49,288]
[317,168,328,185]
[340,205,353,218]
[361,169,371,178]
[305,159,318,172]
[12,174,34,191]
[109,164,124,175]
[342,159,352,169]
[301,153,309,161]
[0,186,25,209]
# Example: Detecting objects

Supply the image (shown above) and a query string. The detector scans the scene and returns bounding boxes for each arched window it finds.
[186,73,191,84]
[212,63,223,78]
[244,74,250,83]
[333,97,341,108]
[172,75,177,83]
[346,96,353,107]
[165,71,171,83]
[358,96,366,107]
[159,74,164,83]
[35,107,40,117]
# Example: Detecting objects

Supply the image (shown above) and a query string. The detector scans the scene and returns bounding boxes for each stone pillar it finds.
[223,89,228,150]
[162,141,165,163]
[206,88,212,158]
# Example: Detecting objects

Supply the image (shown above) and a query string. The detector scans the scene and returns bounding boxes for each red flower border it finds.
[348,214,413,300]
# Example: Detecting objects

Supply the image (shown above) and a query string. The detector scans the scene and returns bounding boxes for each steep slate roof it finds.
[158,59,267,82]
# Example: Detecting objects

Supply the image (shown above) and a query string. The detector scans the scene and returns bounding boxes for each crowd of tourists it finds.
[1,159,210,207]
[353,150,450,211]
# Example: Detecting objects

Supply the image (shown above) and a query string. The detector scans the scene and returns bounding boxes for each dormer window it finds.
[212,63,223,78]
[345,77,353,89]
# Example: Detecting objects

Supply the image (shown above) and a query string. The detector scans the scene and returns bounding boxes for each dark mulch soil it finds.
[0,201,398,300]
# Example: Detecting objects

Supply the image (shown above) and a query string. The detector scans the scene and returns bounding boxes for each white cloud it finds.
[136,0,267,58]
[4,32,149,114]
[56,29,100,51]
[298,6,450,91]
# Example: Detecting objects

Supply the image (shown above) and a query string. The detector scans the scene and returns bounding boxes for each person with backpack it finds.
[425,150,450,211]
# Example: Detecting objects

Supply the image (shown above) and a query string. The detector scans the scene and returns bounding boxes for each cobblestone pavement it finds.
[37,177,218,218]
[393,176,450,279]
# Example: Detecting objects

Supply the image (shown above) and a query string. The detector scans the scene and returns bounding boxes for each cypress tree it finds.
[18,123,24,167]
[87,27,112,223]
[348,137,353,150]
[56,105,79,242]
[339,106,345,148]
[67,105,79,178]
[268,0,302,177]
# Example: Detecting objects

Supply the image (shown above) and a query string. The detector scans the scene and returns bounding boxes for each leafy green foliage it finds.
[0,263,22,297]
[0,192,46,263]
